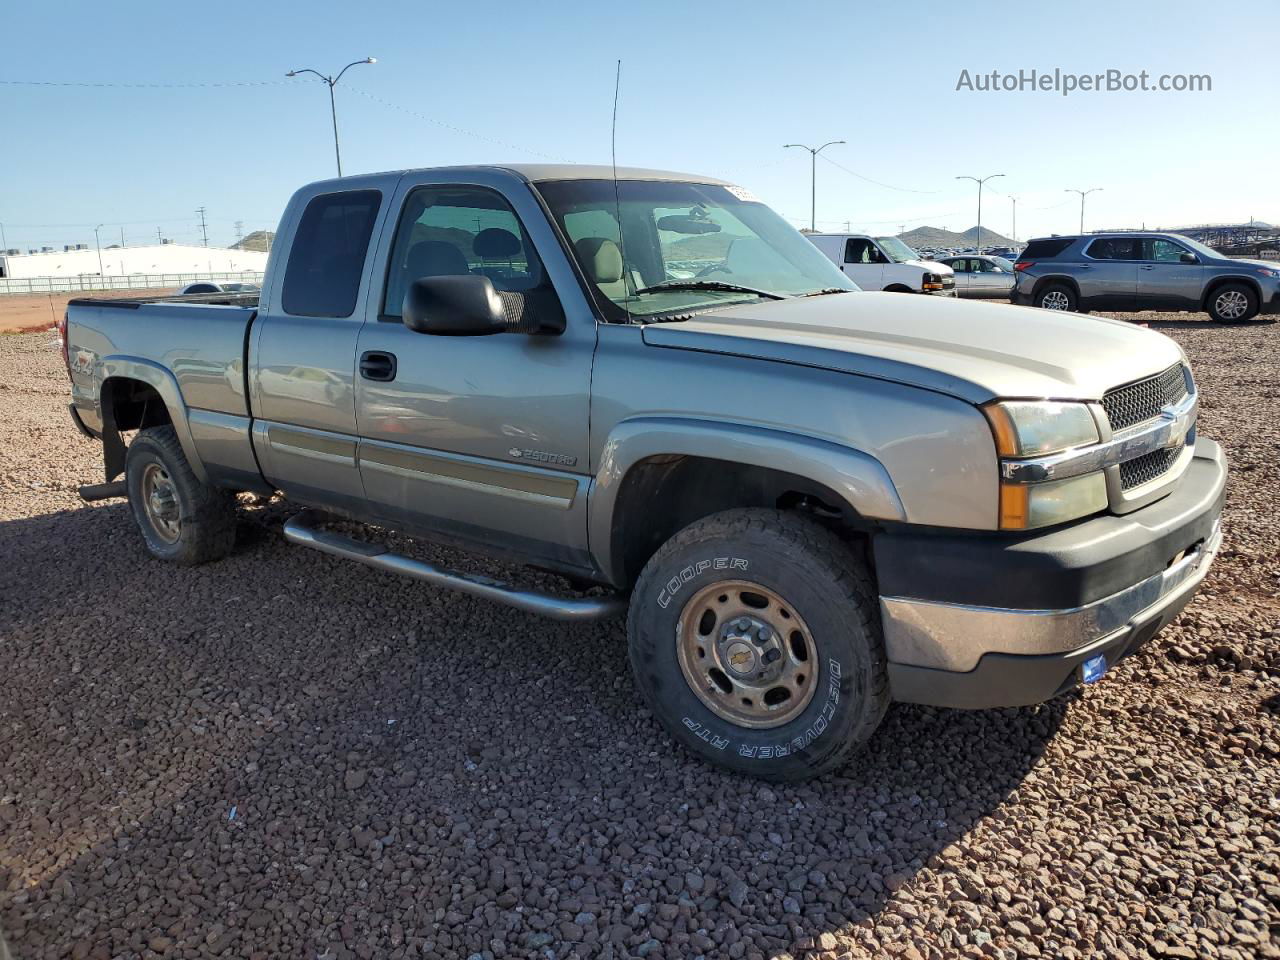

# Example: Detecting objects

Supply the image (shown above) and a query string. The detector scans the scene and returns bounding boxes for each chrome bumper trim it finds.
[880,518,1221,672]
[1001,390,1197,484]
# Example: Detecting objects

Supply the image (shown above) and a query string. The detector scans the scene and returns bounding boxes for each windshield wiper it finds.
[800,287,854,297]
[633,279,788,301]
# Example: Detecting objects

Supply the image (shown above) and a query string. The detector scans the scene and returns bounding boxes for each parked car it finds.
[176,281,261,296]
[936,255,1017,299]
[1013,232,1280,322]
[806,233,956,296]
[62,164,1224,781]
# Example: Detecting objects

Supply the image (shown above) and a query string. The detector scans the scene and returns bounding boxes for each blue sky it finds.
[2,0,1275,250]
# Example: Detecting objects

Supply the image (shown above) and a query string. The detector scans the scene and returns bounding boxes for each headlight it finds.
[983,400,1099,457]
[1257,267,1279,279]
[983,400,1106,530]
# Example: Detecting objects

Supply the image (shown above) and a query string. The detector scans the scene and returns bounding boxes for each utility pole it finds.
[1008,196,1019,243]
[955,173,1005,253]
[1065,188,1102,233]
[93,224,104,276]
[156,227,163,244]
[783,140,846,232]
[196,207,209,247]
[120,227,126,248]
[234,220,244,247]
[287,57,377,177]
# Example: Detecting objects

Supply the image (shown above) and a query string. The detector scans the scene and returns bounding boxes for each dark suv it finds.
[1012,232,1280,322]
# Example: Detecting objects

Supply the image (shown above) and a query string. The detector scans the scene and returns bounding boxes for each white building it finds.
[0,243,268,280]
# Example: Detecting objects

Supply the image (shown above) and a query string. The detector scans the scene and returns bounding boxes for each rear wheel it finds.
[1035,282,1077,312]
[125,426,237,565]
[1207,283,1258,322]
[627,509,888,782]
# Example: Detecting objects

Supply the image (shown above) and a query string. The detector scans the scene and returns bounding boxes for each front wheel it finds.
[1207,283,1258,322]
[627,509,888,781]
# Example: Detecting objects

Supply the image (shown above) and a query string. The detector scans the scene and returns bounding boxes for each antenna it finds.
[611,59,631,323]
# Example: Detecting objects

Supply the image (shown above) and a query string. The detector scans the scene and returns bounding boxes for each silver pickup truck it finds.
[62,165,1226,781]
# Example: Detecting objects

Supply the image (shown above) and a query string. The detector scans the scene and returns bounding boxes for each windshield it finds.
[873,236,921,263]
[536,179,856,321]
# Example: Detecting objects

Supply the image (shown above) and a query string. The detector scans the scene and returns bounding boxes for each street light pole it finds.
[955,174,1005,253]
[287,57,377,177]
[1008,195,1018,244]
[1065,188,1103,233]
[784,140,845,232]
[93,224,104,277]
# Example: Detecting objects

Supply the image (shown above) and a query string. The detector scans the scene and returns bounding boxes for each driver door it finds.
[352,174,597,569]
[841,238,885,289]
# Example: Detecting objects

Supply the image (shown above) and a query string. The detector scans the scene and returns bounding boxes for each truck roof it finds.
[305,164,735,188]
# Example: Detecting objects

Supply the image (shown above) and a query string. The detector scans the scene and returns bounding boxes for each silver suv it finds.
[1012,232,1280,322]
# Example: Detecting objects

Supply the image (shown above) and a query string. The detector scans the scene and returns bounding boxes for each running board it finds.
[282,511,627,622]
[79,480,127,502]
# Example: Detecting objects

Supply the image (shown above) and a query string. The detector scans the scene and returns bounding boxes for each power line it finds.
[818,154,941,194]
[0,77,315,89]
[343,85,571,162]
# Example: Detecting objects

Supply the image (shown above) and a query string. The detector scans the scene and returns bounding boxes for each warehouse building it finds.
[0,243,268,280]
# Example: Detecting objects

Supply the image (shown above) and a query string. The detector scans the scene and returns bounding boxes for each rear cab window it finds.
[1017,238,1074,261]
[281,189,382,317]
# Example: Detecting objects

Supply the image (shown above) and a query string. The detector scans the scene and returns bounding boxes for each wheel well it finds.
[100,377,173,481]
[609,455,872,588]
[883,283,913,293]
[1202,276,1261,310]
[1031,275,1079,301]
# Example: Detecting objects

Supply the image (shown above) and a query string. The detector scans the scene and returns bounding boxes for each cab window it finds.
[282,190,381,318]
[1086,237,1139,261]
[382,185,548,319]
[1146,238,1189,262]
[844,238,881,264]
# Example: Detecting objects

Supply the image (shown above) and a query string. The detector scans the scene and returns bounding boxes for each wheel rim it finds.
[1215,290,1248,319]
[140,462,181,543]
[1041,290,1070,310]
[676,580,818,729]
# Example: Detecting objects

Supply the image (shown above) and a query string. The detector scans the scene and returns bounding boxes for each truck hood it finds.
[640,292,1184,404]
[905,258,953,275]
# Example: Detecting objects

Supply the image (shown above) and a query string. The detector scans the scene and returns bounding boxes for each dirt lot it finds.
[0,290,173,334]
[1,316,1277,960]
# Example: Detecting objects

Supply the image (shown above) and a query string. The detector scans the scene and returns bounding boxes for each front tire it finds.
[1035,282,1077,312]
[627,509,889,782]
[1207,283,1258,322]
[125,426,237,565]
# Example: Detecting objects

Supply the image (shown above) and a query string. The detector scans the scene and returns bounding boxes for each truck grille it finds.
[1119,443,1184,490]
[1102,363,1189,432]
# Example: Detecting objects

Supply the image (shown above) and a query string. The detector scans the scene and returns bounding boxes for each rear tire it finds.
[627,508,889,782]
[1035,282,1077,312]
[125,426,237,565]
[1207,283,1258,322]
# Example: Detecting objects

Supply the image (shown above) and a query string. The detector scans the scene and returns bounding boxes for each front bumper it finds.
[877,438,1226,709]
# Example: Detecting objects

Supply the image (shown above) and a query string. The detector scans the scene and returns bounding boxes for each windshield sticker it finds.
[724,185,761,203]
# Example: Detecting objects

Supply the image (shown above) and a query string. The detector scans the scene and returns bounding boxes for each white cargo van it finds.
[807,233,956,296]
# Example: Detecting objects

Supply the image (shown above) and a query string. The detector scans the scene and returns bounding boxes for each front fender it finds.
[588,416,906,583]
[99,356,208,483]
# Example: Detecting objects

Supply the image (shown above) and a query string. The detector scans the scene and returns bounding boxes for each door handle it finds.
[1140,265,1155,270]
[359,351,397,382]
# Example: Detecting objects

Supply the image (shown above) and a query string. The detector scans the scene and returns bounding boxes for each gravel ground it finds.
[1,314,1277,960]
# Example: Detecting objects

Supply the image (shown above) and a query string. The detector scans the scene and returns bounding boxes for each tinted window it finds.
[282,189,381,318]
[1018,238,1074,261]
[844,238,879,264]
[382,185,547,318]
[1086,237,1139,260]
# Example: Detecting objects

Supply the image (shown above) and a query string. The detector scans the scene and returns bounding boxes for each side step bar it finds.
[79,480,127,502]
[283,511,627,623]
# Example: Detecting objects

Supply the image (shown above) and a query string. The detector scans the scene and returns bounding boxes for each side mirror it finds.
[403,275,511,336]
[1180,252,1199,264]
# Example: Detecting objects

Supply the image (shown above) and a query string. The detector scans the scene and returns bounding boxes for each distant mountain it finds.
[231,230,274,252]
[898,225,1016,249]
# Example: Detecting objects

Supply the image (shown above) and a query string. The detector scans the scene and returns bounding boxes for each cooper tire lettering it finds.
[656,556,749,608]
